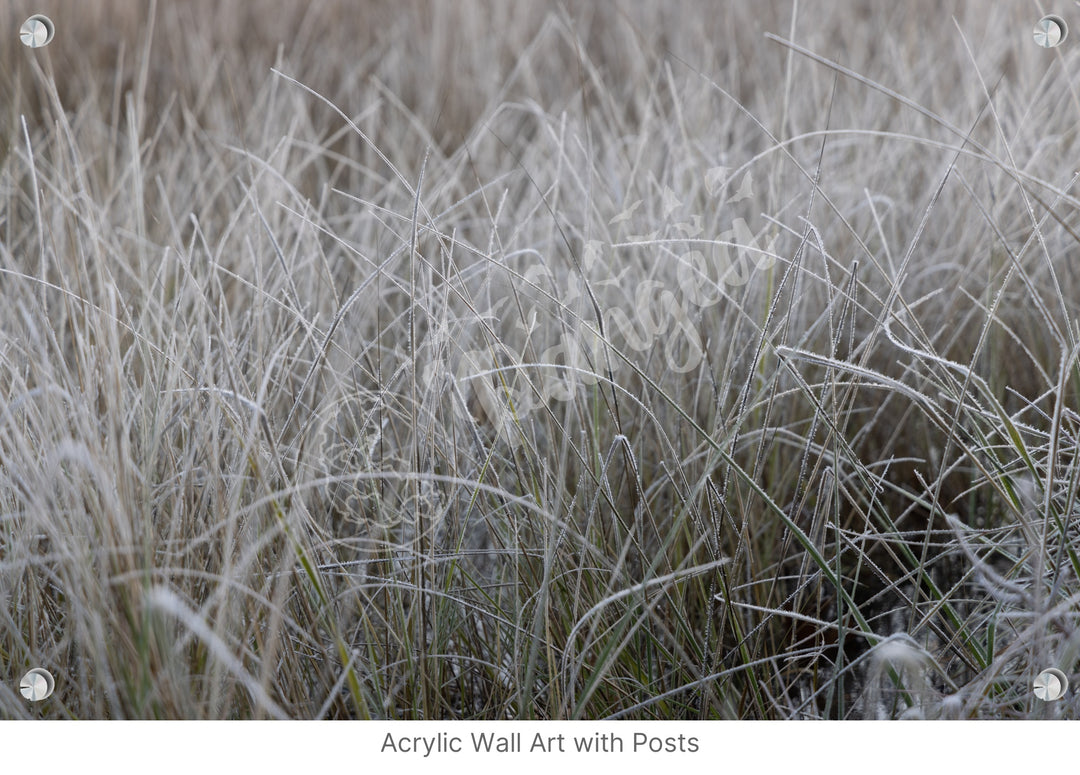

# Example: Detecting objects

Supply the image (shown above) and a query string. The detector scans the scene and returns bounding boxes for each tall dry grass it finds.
[1,0,1080,718]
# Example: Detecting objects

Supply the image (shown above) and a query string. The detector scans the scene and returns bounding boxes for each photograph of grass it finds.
[2,0,1079,719]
